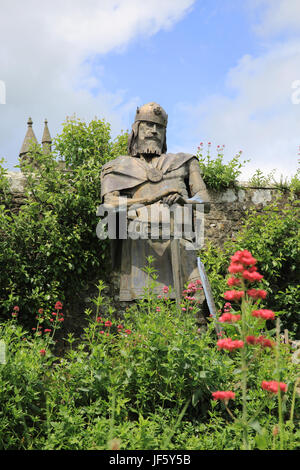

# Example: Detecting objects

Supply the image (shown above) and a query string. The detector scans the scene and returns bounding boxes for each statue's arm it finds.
[187,158,210,213]
[163,158,210,213]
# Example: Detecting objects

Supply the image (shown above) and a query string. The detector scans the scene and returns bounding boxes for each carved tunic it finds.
[101,153,209,301]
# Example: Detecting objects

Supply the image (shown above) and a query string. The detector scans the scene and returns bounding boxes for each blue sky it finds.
[0,0,300,179]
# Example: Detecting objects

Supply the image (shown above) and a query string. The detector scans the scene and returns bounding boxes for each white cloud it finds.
[249,0,300,37]
[177,2,300,180]
[0,0,195,168]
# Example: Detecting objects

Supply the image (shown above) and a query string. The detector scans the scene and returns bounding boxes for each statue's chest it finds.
[131,164,188,200]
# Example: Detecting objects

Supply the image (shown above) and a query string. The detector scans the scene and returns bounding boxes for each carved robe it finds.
[101,153,210,301]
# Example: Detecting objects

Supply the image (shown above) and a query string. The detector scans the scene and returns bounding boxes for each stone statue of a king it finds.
[100,102,210,302]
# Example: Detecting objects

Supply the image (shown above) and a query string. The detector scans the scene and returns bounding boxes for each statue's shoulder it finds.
[102,155,130,168]
[160,152,196,171]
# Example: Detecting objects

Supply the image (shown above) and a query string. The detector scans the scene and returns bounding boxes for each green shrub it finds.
[0,267,298,450]
[196,143,249,191]
[0,118,129,323]
[199,194,300,335]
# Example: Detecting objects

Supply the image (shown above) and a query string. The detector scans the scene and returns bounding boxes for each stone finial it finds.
[42,118,52,154]
[19,117,38,158]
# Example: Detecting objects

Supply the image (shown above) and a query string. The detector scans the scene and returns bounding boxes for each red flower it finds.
[228,263,244,274]
[261,381,287,394]
[54,301,63,310]
[96,316,102,323]
[117,324,123,330]
[242,270,263,282]
[13,306,20,312]
[38,308,44,314]
[246,335,256,345]
[217,338,244,351]
[105,320,112,327]
[39,349,46,356]
[125,329,132,334]
[230,250,256,266]
[252,309,275,321]
[212,391,235,402]
[219,313,241,323]
[227,277,241,287]
[99,330,105,334]
[257,336,274,348]
[223,290,244,301]
[44,329,51,333]
[247,289,267,300]
[163,286,169,293]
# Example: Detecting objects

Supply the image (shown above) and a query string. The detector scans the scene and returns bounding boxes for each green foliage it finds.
[0,272,298,450]
[196,143,249,191]
[0,117,129,322]
[199,195,300,335]
[248,168,276,187]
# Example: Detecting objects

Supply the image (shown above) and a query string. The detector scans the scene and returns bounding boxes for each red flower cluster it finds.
[252,309,275,321]
[223,290,244,302]
[246,335,274,348]
[218,313,241,323]
[212,391,235,402]
[217,338,244,351]
[247,289,267,300]
[225,250,265,301]
[12,306,19,317]
[231,250,257,266]
[227,277,241,287]
[261,381,287,394]
[54,301,63,310]
[242,270,263,282]
[105,320,112,327]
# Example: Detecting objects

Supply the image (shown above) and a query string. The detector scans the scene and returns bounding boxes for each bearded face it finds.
[136,121,165,156]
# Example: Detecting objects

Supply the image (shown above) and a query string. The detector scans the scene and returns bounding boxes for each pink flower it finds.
[38,308,44,314]
[13,306,20,312]
[252,309,275,321]
[223,290,244,302]
[261,381,287,394]
[156,307,161,312]
[212,391,235,402]
[162,286,169,293]
[44,329,51,333]
[54,301,63,310]
[99,330,105,334]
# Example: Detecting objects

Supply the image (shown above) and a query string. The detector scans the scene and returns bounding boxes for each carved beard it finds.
[136,137,163,156]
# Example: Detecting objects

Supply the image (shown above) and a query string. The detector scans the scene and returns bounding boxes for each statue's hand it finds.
[163,193,187,206]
